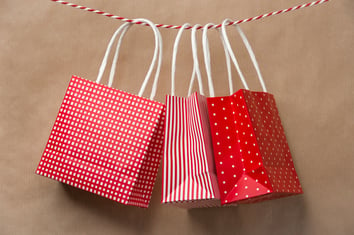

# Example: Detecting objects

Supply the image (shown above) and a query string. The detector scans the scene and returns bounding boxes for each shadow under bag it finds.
[36,19,165,208]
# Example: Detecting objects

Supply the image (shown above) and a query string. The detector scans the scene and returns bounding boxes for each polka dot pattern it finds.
[207,89,302,205]
[242,90,302,195]
[36,76,165,208]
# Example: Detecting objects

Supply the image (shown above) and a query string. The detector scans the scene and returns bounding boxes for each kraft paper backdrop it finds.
[0,0,353,234]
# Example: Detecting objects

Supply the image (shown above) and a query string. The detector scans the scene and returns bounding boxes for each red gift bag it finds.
[36,19,165,208]
[204,20,302,205]
[162,24,220,208]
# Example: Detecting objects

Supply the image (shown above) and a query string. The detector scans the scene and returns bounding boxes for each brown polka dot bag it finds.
[161,25,220,208]
[205,20,303,205]
[36,19,165,208]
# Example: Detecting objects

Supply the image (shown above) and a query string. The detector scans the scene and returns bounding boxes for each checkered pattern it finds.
[36,76,165,208]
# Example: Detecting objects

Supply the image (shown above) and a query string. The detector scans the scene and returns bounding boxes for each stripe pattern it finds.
[162,92,220,208]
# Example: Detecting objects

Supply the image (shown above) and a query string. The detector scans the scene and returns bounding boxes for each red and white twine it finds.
[50,0,329,29]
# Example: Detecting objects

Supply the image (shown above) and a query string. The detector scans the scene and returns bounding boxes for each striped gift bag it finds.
[204,20,302,205]
[161,24,220,208]
[36,19,166,208]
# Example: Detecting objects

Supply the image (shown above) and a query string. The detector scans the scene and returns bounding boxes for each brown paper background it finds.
[1,0,353,234]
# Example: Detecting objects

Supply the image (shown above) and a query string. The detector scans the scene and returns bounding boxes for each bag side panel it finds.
[242,90,302,194]
[128,105,165,208]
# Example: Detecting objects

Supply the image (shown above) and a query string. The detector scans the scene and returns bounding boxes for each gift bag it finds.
[205,20,302,205]
[36,19,165,208]
[162,24,220,208]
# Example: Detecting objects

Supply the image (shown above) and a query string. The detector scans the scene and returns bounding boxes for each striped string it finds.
[50,0,329,29]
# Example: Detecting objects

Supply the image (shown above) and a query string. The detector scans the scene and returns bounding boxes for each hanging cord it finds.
[50,0,329,29]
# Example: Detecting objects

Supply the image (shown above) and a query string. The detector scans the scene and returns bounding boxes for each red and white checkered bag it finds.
[203,20,302,205]
[161,25,220,208]
[36,19,166,208]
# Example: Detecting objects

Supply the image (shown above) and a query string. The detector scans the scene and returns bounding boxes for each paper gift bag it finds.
[162,24,220,208]
[36,19,165,208]
[204,20,302,205]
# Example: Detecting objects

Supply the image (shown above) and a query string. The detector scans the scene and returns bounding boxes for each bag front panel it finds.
[36,76,165,208]
[207,91,273,205]
[162,93,219,207]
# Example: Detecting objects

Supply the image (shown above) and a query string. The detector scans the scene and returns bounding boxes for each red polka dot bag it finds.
[205,20,302,205]
[161,25,220,208]
[36,19,165,208]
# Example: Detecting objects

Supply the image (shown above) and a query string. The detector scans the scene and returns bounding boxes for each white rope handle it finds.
[188,24,205,96]
[96,18,163,100]
[108,23,132,87]
[96,22,131,85]
[221,19,267,92]
[171,23,203,96]
[202,24,234,97]
[135,18,163,99]
[235,24,267,92]
[218,28,234,95]
[202,23,215,97]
